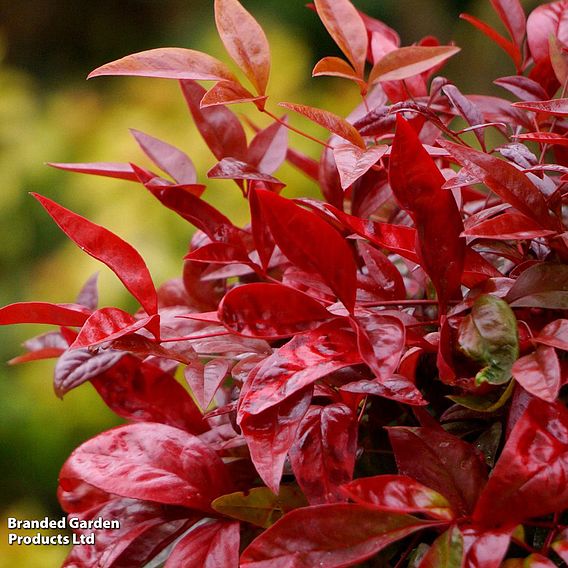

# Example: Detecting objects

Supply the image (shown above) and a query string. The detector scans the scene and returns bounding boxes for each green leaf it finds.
[458,294,519,385]
[448,379,515,412]
[211,485,307,528]
[418,525,463,567]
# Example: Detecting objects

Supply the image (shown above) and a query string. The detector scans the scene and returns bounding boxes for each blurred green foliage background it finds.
[0,0,541,565]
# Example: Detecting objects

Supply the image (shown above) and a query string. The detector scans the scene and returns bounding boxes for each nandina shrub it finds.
[4,0,568,565]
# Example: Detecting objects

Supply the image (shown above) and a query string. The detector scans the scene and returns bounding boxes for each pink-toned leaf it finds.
[340,375,427,406]
[343,475,454,521]
[33,193,158,315]
[240,387,312,493]
[513,97,568,116]
[208,158,285,190]
[76,273,99,311]
[184,358,229,411]
[130,129,197,184]
[390,117,465,311]
[332,143,387,189]
[461,526,512,568]
[219,283,331,338]
[255,189,358,311]
[165,520,239,568]
[473,398,568,527]
[289,403,358,504]
[388,426,488,517]
[516,131,568,146]
[278,101,364,148]
[247,120,288,175]
[238,319,361,417]
[512,345,561,402]
[48,162,141,182]
[286,147,319,181]
[463,212,558,240]
[88,48,237,81]
[0,301,90,327]
[313,0,368,76]
[443,84,486,149]
[180,80,248,161]
[369,46,460,83]
[240,504,439,567]
[535,318,568,350]
[494,75,548,101]
[527,1,568,66]
[490,0,526,49]
[60,422,230,511]
[312,57,363,85]
[214,0,270,95]
[439,140,558,231]
[200,80,268,108]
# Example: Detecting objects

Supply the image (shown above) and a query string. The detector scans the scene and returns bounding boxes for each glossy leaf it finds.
[461,526,512,568]
[343,475,454,521]
[494,75,548,101]
[88,48,237,81]
[240,504,438,567]
[473,398,568,527]
[247,119,288,175]
[289,403,358,505]
[463,212,557,240]
[165,521,239,568]
[513,98,568,116]
[312,56,362,84]
[278,102,365,148]
[458,294,519,385]
[490,0,526,49]
[443,84,486,149]
[512,345,561,402]
[0,301,90,327]
[535,318,568,350]
[48,161,141,181]
[212,486,307,528]
[33,194,158,315]
[340,375,428,406]
[215,0,270,95]
[370,46,460,83]
[419,525,463,567]
[502,555,557,568]
[207,158,285,190]
[506,263,568,309]
[527,1,568,66]
[516,131,568,146]
[313,0,367,76]
[332,143,387,189]
[200,80,268,108]
[388,426,488,517]
[184,358,229,411]
[359,242,406,300]
[60,422,230,511]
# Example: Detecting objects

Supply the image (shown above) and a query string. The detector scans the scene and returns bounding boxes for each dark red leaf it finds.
[463,212,557,240]
[214,0,270,95]
[219,283,331,338]
[340,375,427,406]
[184,358,229,411]
[443,84,486,149]
[240,504,439,567]
[165,520,240,568]
[494,75,548,101]
[60,422,231,511]
[343,474,454,520]
[474,398,568,527]
[289,403,358,504]
[48,161,141,181]
[359,242,406,300]
[313,0,368,77]
[388,426,488,517]
[506,263,568,309]
[179,80,248,161]
[33,194,158,315]
[208,158,285,190]
[512,345,561,403]
[0,301,90,327]
[390,117,465,311]
[254,189,358,311]
[88,48,237,81]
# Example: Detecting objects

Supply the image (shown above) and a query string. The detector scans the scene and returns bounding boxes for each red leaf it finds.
[463,212,558,240]
[388,426,488,517]
[219,283,331,338]
[184,358,229,411]
[340,375,427,406]
[312,57,363,85]
[332,143,387,189]
[48,162,141,181]
[60,422,230,511]
[130,129,197,184]
[54,348,125,398]
[535,318,568,350]
[443,84,486,149]
[0,301,90,327]
[254,189,358,311]
[513,97,568,116]
[461,526,512,568]
[516,131,568,146]
[439,140,558,231]
[490,0,526,49]
[527,1,568,67]
[185,242,252,265]
[200,80,268,108]
[247,120,288,175]
[359,242,406,300]
[91,357,207,433]
[512,345,561,402]
[180,80,248,161]
[214,0,270,95]
[237,319,361,417]
[278,102,365,148]
[370,46,461,83]
[351,313,405,381]
[165,520,240,568]
[343,474,455,520]
[240,504,439,567]
[506,263,568,309]
[390,117,465,311]
[494,75,548,101]
[289,403,358,504]
[88,48,237,81]
[313,0,368,76]
[208,158,285,190]
[33,194,158,315]
[240,387,312,493]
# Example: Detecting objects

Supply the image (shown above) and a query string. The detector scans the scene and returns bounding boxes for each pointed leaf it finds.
[506,263,568,309]
[332,144,387,189]
[214,0,270,94]
[494,76,548,101]
[0,301,90,327]
[490,0,526,49]
[48,162,141,182]
[513,98,568,116]
[370,46,460,83]
[200,80,268,108]
[343,475,454,521]
[60,422,231,511]
[313,0,368,76]
[208,157,285,190]
[359,242,406,300]
[516,131,568,146]
[463,212,557,240]
[240,505,439,567]
[535,318,568,350]
[247,120,288,175]
[312,56,363,85]
[184,358,230,411]
[88,48,237,81]
[341,376,427,406]
[278,102,364,148]
[443,84,486,149]
[512,345,561,402]
[33,194,158,314]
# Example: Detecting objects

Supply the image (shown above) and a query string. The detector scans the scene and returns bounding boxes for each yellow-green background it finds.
[0,1,540,565]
